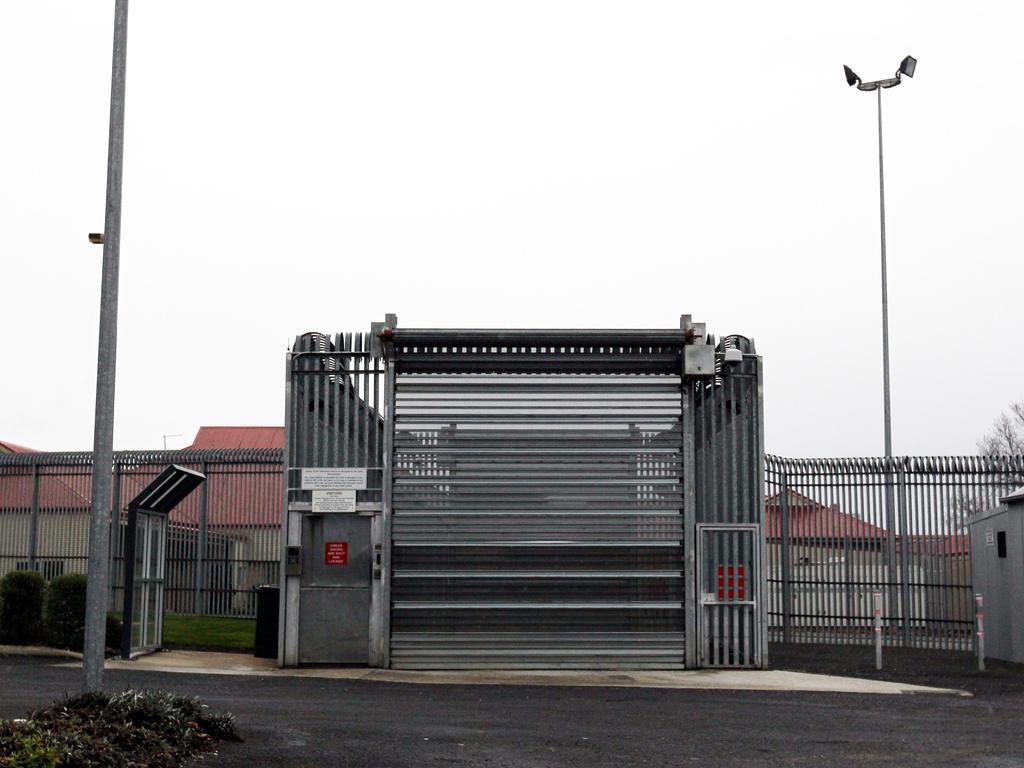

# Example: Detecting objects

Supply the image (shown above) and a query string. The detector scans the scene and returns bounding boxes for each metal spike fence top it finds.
[0,448,283,467]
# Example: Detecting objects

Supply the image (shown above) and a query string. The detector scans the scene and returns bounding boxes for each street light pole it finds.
[877,86,892,458]
[843,55,916,458]
[83,0,129,693]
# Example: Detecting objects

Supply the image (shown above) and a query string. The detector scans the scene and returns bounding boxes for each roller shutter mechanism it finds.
[390,351,686,669]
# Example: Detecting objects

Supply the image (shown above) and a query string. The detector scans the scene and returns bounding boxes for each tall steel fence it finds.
[0,449,282,618]
[3,448,1023,638]
[765,454,1024,650]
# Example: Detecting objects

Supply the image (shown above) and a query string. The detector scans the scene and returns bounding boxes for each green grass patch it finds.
[161,615,255,652]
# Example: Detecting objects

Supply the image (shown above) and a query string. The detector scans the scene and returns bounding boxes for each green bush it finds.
[43,574,87,651]
[0,690,240,768]
[0,732,59,768]
[0,571,45,645]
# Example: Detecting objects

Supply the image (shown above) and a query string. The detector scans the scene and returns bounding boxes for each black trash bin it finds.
[253,584,280,659]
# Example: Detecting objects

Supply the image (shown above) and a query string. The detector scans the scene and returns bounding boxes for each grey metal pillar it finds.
[195,460,209,614]
[27,462,40,572]
[756,357,768,668]
[897,464,912,645]
[278,351,295,667]
[884,459,900,638]
[107,462,122,610]
[83,0,129,693]
[780,472,793,643]
[681,381,697,668]
[379,339,396,668]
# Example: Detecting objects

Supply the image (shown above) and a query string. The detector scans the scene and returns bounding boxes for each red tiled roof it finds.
[187,427,283,450]
[765,489,888,540]
[0,440,36,453]
[898,535,970,556]
[0,468,155,512]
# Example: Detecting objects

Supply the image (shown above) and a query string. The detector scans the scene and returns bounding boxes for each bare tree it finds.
[978,400,1024,456]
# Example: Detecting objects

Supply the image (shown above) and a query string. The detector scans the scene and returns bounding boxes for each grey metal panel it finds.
[391,364,686,669]
[298,586,370,664]
[390,632,686,670]
[301,514,371,588]
[969,501,1024,663]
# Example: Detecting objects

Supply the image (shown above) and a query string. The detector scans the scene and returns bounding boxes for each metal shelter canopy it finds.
[120,464,206,658]
[128,464,206,513]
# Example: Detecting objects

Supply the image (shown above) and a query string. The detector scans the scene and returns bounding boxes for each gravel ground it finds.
[1,648,1022,767]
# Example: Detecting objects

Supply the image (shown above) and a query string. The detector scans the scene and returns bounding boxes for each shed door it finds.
[390,371,685,669]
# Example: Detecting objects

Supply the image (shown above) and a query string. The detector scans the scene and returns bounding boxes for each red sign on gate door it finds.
[325,541,348,565]
[717,565,745,600]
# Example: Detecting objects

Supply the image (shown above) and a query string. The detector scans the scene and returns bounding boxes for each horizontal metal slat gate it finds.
[389,345,686,669]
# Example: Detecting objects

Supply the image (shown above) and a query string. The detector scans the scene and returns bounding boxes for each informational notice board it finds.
[312,490,357,513]
[301,468,368,491]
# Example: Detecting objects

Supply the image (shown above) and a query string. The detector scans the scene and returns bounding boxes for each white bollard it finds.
[975,593,985,672]
[873,591,883,671]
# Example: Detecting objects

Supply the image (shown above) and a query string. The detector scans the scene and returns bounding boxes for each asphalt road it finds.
[2,655,1023,768]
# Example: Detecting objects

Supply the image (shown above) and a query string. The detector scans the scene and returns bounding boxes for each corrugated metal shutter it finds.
[391,369,685,669]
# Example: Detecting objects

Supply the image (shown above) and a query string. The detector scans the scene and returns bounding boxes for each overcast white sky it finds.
[1,1,1021,456]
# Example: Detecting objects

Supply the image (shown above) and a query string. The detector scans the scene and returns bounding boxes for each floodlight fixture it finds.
[846,56,918,91]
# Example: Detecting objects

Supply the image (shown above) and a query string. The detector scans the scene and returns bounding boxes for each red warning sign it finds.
[717,565,745,600]
[325,541,348,565]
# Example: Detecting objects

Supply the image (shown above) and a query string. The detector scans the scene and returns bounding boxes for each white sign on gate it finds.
[311,490,357,513]
[301,468,368,490]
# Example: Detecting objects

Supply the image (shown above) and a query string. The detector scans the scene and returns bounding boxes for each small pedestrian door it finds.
[297,512,373,664]
[697,524,762,667]
[131,511,166,653]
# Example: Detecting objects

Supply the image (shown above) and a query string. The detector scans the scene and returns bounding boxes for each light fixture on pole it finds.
[842,55,916,459]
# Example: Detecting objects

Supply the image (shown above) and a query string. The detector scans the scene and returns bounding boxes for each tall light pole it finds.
[843,55,916,458]
[83,0,129,693]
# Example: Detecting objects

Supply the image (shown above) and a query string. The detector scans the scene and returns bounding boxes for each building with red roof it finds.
[187,427,284,451]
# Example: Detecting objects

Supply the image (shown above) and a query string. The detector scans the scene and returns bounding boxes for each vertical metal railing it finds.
[766,454,1024,649]
[3,446,1023,644]
[0,449,282,619]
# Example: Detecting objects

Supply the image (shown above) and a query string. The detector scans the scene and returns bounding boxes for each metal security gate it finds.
[281,318,766,670]
[390,369,686,668]
[697,524,762,667]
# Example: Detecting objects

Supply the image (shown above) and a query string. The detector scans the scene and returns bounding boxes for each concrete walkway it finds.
[63,650,967,696]
[0,644,81,659]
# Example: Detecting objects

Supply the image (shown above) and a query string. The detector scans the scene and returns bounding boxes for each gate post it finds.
[681,380,697,669]
[883,457,899,642]
[780,471,793,644]
[897,461,912,646]
[196,460,209,615]
[108,461,122,610]
[379,330,396,668]
[27,461,40,572]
